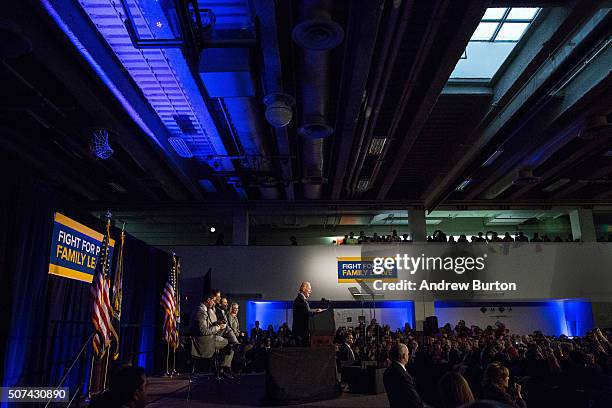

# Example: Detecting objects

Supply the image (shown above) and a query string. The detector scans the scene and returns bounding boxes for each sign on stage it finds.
[48,212,115,283]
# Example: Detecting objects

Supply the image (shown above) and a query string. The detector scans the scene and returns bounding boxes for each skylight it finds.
[450,7,540,80]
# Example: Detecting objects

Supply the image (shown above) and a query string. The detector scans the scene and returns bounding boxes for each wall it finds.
[435,300,594,336]
[244,300,416,333]
[162,244,609,335]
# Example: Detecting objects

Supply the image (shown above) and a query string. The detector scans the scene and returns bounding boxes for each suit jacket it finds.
[338,343,356,362]
[215,305,227,322]
[250,327,263,342]
[383,361,424,408]
[292,293,314,342]
[190,303,221,358]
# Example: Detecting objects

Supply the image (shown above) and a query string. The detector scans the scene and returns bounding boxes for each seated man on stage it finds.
[292,281,324,346]
[190,292,235,378]
[211,289,240,346]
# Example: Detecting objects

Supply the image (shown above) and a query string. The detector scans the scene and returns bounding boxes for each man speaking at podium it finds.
[292,281,324,346]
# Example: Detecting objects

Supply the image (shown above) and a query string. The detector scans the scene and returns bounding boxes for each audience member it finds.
[481,362,526,407]
[383,343,425,408]
[89,365,148,408]
[438,371,475,408]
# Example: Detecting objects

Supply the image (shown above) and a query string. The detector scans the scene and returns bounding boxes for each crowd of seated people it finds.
[334,319,612,408]
[189,289,611,406]
[337,230,581,244]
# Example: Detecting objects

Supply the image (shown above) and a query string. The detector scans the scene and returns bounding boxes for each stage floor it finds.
[146,373,389,408]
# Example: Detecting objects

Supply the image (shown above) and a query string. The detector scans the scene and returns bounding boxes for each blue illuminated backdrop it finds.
[435,299,594,336]
[245,300,416,334]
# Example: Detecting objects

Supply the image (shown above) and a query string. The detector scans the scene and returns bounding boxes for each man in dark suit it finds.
[250,320,263,344]
[292,281,322,346]
[383,343,424,408]
[338,332,356,363]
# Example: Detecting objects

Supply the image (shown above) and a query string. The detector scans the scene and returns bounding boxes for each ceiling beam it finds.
[442,82,493,95]
[375,0,489,200]
[0,60,160,201]
[343,0,415,197]
[468,9,612,199]
[422,5,610,209]
[83,199,612,216]
[0,127,104,201]
[553,163,612,199]
[329,0,384,200]
[509,136,611,199]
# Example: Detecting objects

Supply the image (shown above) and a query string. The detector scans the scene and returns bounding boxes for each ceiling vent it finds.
[263,93,295,128]
[173,115,198,134]
[292,19,344,51]
[513,168,540,186]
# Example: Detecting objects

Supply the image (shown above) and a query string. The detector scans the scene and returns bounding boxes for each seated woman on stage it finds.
[228,302,240,337]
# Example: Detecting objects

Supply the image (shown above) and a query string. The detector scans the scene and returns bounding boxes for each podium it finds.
[309,308,335,347]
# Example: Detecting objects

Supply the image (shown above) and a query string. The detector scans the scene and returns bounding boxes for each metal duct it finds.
[293,0,344,199]
[222,97,282,199]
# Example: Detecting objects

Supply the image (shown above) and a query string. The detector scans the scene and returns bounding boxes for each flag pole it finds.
[87,353,95,399]
[102,347,110,390]
[174,255,180,376]
[172,347,177,376]
[165,342,170,376]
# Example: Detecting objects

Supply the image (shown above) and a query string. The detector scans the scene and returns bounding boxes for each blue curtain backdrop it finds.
[0,175,171,405]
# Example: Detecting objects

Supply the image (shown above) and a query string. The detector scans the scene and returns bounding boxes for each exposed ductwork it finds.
[221,97,282,200]
[293,0,344,199]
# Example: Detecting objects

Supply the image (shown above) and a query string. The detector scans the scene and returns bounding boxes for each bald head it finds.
[299,281,312,298]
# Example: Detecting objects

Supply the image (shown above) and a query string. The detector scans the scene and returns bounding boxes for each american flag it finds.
[90,219,117,357]
[161,256,179,349]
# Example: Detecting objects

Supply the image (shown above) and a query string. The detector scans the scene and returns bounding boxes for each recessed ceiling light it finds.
[483,149,504,166]
[455,179,472,192]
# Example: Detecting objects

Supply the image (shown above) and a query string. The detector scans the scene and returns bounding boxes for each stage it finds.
[145,374,389,408]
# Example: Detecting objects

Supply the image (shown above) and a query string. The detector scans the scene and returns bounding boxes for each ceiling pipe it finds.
[292,0,344,199]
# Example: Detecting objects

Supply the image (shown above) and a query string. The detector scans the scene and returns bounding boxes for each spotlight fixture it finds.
[209,226,216,233]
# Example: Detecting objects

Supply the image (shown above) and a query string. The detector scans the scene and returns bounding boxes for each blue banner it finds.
[48,213,114,283]
[337,256,397,282]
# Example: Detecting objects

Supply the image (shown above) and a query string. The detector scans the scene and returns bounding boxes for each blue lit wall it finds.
[245,300,416,333]
[435,299,594,336]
